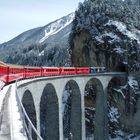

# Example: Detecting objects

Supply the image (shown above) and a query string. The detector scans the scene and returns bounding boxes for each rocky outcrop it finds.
[70,0,140,71]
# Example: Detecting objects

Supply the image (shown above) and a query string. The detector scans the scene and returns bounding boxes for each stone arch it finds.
[84,78,105,140]
[40,83,59,140]
[62,80,81,140]
[107,76,128,139]
[22,90,37,140]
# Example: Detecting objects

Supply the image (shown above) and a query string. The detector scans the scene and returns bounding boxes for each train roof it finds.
[0,61,7,67]
[6,63,24,68]
[42,67,59,69]
[5,63,40,69]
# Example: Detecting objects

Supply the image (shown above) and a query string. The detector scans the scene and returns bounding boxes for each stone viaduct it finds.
[16,73,126,140]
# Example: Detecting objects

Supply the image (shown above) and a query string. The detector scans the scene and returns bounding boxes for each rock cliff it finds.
[69,0,140,139]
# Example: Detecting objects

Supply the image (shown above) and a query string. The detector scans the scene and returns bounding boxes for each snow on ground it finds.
[105,20,140,44]
[128,76,139,90]
[9,83,27,140]
[108,106,120,123]
[38,50,44,56]
[0,80,5,91]
[0,83,27,140]
[62,89,70,116]
[94,32,120,45]
[0,84,9,113]
[113,47,127,54]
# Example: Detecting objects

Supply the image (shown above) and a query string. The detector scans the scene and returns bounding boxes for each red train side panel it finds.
[76,68,90,74]
[0,65,8,76]
[24,67,42,78]
[42,67,60,76]
[60,67,76,75]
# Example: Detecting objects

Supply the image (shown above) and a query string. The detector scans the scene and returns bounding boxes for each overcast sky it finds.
[0,0,84,43]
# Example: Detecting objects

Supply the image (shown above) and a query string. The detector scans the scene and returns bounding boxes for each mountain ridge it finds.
[0,13,74,46]
[0,13,75,66]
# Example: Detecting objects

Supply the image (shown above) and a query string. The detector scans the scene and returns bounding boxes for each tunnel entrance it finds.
[62,80,81,140]
[22,90,37,140]
[116,63,127,72]
[40,83,59,140]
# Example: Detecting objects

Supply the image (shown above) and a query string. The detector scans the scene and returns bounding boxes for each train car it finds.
[8,64,24,74]
[42,67,60,76]
[99,67,106,73]
[24,67,42,78]
[76,67,90,74]
[4,64,24,83]
[0,61,8,76]
[60,67,77,75]
[90,67,106,73]
[0,62,9,83]
[90,67,100,73]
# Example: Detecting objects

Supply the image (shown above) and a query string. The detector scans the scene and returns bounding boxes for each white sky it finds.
[0,0,84,43]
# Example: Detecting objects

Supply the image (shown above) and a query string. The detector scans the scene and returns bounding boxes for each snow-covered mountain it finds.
[0,13,75,66]
[39,13,74,43]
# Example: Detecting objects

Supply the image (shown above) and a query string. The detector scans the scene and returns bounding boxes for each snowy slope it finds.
[39,13,74,43]
[0,84,9,113]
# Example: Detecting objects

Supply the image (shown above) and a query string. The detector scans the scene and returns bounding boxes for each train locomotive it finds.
[0,61,106,84]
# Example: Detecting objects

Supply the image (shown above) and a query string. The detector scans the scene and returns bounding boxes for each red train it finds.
[0,61,106,84]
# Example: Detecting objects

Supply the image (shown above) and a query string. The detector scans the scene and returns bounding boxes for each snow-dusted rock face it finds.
[0,13,75,66]
[70,0,140,72]
[70,0,140,139]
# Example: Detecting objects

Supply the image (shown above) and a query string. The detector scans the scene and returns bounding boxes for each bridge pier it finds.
[94,84,108,140]
[95,77,112,140]
[57,88,64,140]
[80,86,86,140]
[94,77,112,140]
